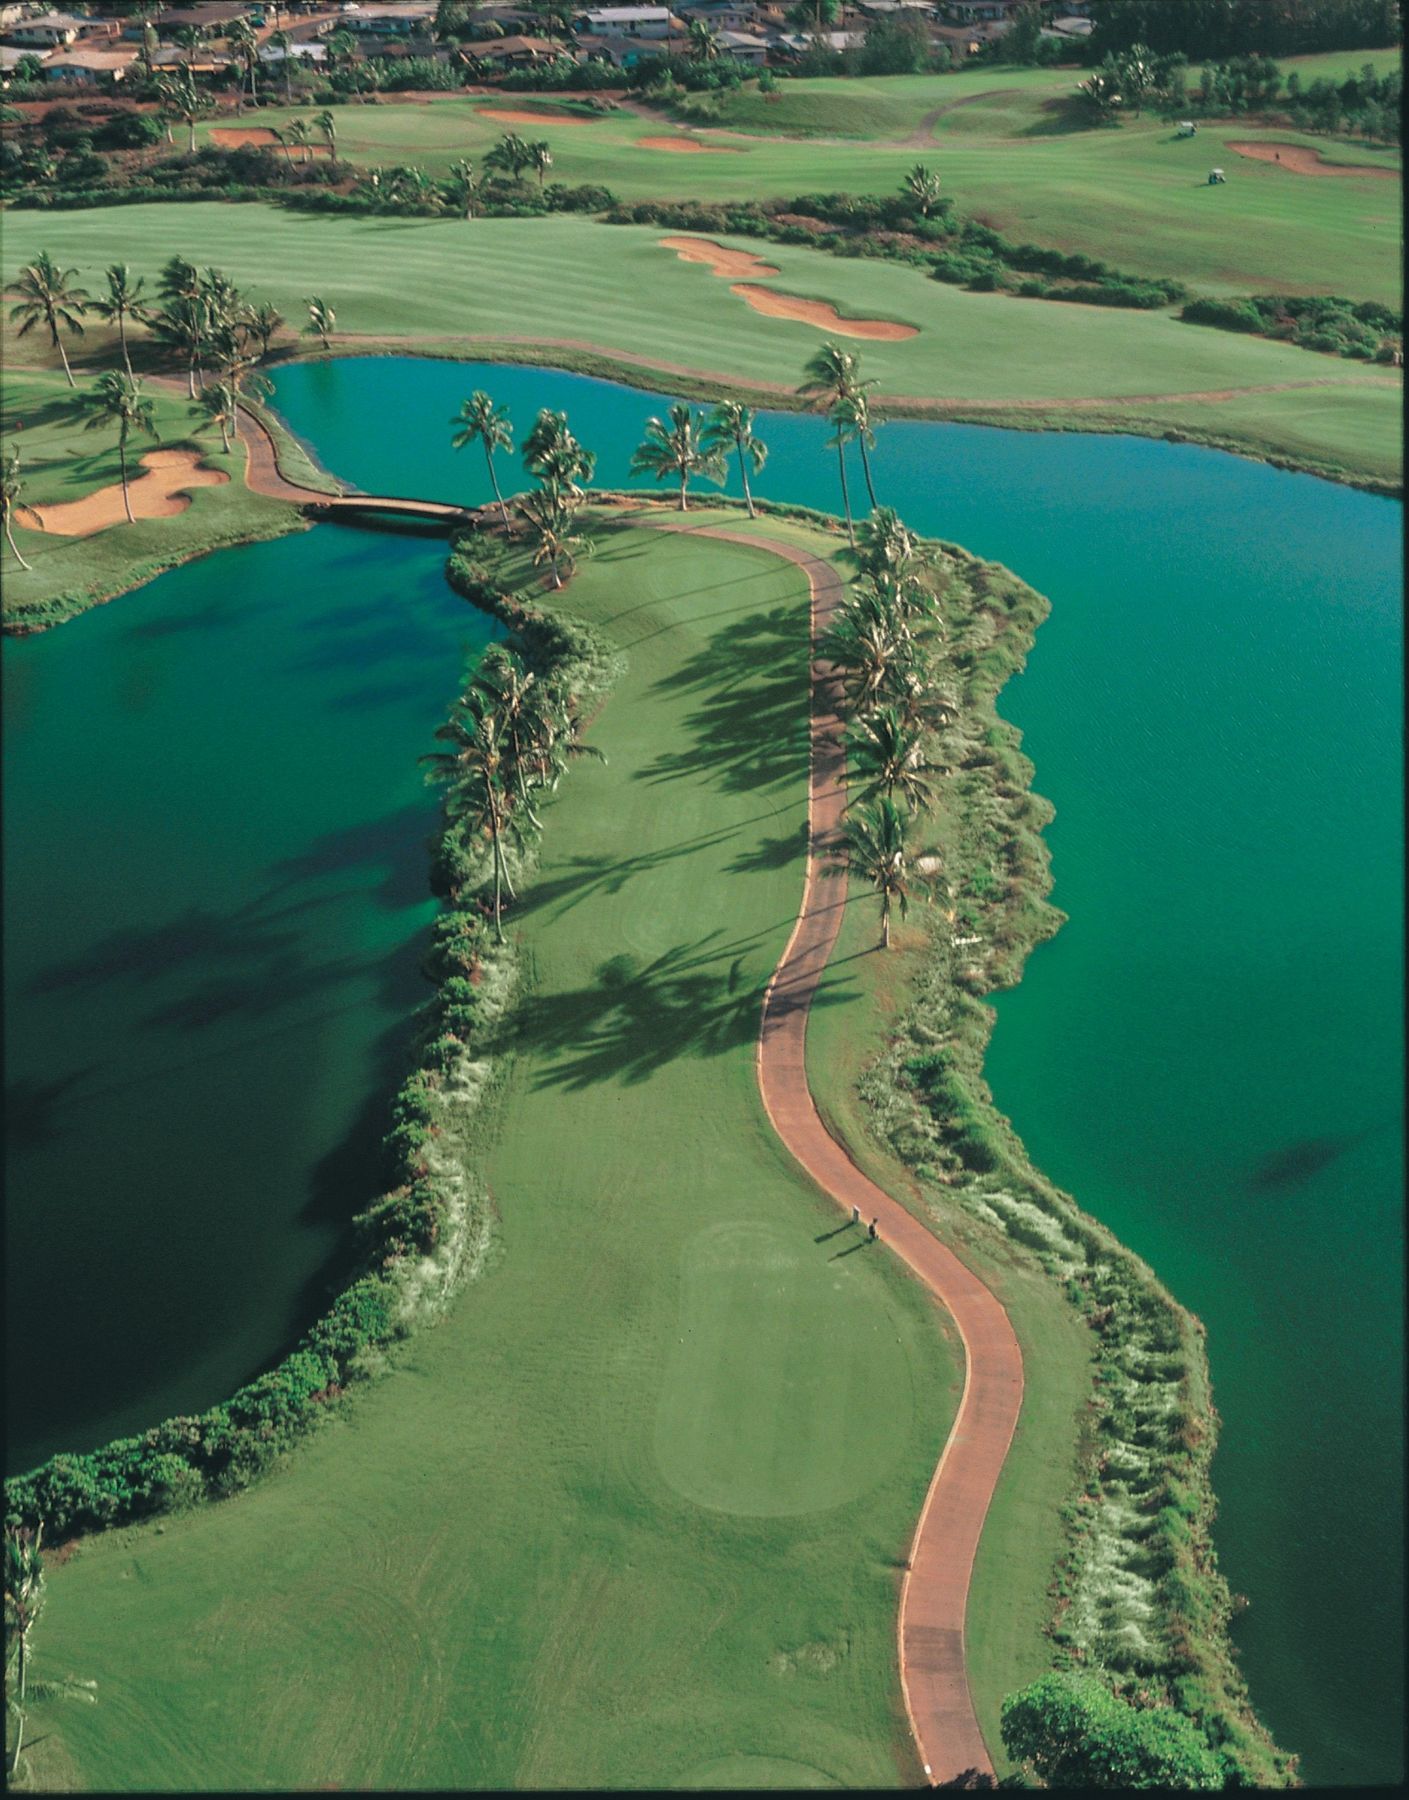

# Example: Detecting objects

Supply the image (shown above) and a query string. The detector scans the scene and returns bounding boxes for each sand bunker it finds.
[18,450,228,538]
[1227,140,1398,178]
[478,105,599,126]
[210,126,331,154]
[729,285,918,340]
[638,135,740,154]
[661,235,781,280]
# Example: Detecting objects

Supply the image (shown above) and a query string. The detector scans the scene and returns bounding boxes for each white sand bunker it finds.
[638,135,742,154]
[19,450,229,537]
[729,284,919,339]
[1227,140,1397,178]
[661,235,781,279]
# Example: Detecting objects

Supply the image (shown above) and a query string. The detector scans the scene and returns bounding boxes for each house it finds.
[42,44,138,80]
[937,0,1019,22]
[1048,13,1092,35]
[717,25,767,61]
[677,0,761,29]
[575,6,678,39]
[152,4,259,37]
[259,37,327,62]
[148,43,235,71]
[338,4,436,36]
[459,32,563,66]
[6,12,89,45]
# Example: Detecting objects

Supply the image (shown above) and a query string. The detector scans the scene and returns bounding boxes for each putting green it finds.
[655,1219,916,1516]
[21,516,962,1792]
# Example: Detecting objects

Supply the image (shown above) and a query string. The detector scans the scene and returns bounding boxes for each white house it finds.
[576,6,677,38]
[6,11,88,45]
[42,45,137,81]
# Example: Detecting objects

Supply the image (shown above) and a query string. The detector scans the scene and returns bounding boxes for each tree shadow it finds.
[4,1067,101,1153]
[726,821,807,874]
[507,931,849,1092]
[1017,96,1109,136]
[635,603,808,795]
[124,600,238,641]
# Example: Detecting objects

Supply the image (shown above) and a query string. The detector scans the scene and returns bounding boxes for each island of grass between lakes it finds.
[1,209,1400,492]
[8,496,1290,1789]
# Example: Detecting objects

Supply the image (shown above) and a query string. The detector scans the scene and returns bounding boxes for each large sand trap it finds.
[661,235,781,279]
[478,105,599,126]
[1227,140,1398,178]
[18,450,229,538]
[729,285,919,340]
[638,135,741,154]
[210,126,331,154]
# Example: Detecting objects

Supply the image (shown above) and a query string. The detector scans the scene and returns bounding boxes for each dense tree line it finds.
[1083,0,1400,61]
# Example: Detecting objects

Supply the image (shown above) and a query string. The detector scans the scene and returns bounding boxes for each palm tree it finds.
[91,264,150,379]
[516,481,589,590]
[702,400,767,517]
[836,387,881,511]
[688,17,721,59]
[821,605,906,715]
[227,16,259,109]
[630,402,725,511]
[485,131,532,180]
[2,447,32,571]
[248,301,284,360]
[172,21,203,68]
[447,157,478,219]
[156,64,202,153]
[153,294,208,398]
[904,162,943,217]
[286,117,313,164]
[303,295,336,350]
[325,27,356,71]
[314,109,337,156]
[825,399,858,547]
[852,505,922,578]
[5,1526,44,1779]
[157,255,200,305]
[842,797,910,949]
[849,707,941,811]
[529,139,553,187]
[422,694,527,942]
[522,409,595,491]
[451,390,514,522]
[8,253,90,389]
[192,378,240,453]
[81,371,159,525]
[268,29,294,103]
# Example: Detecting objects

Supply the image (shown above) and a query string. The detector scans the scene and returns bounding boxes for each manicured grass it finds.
[0,358,300,631]
[197,53,1402,302]
[23,515,961,1792]
[3,207,1398,487]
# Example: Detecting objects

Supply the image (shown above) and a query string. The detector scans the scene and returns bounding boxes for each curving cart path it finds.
[645,517,1026,1786]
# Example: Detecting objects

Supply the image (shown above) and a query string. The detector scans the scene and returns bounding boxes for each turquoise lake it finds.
[4,356,1401,1785]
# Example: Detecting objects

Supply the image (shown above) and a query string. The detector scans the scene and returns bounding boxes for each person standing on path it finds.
[868,1218,879,1243]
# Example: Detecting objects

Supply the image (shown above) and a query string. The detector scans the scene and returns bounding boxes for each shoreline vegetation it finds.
[5,462,1293,1781]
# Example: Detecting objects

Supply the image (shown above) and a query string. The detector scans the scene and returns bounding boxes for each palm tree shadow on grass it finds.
[508,933,850,1091]
[635,603,809,796]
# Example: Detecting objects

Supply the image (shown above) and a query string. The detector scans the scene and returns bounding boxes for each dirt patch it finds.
[1226,140,1398,178]
[661,235,780,279]
[209,126,331,154]
[18,450,229,537]
[638,134,741,154]
[729,284,919,340]
[478,105,600,126]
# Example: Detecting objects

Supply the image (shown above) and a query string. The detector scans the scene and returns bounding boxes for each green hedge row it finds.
[1182,291,1402,360]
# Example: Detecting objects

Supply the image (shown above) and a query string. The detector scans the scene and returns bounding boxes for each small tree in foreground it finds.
[702,400,767,518]
[450,390,514,521]
[1000,1672,1227,1789]
[303,295,336,351]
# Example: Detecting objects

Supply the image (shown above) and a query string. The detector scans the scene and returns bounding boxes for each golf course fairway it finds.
[23,517,969,1791]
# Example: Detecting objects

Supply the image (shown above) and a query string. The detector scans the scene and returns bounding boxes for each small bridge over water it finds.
[303,494,481,533]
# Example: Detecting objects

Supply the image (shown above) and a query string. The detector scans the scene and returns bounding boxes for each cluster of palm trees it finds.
[825,508,956,949]
[269,111,338,166]
[449,391,597,590]
[484,132,555,188]
[628,399,768,514]
[4,251,336,550]
[422,641,602,942]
